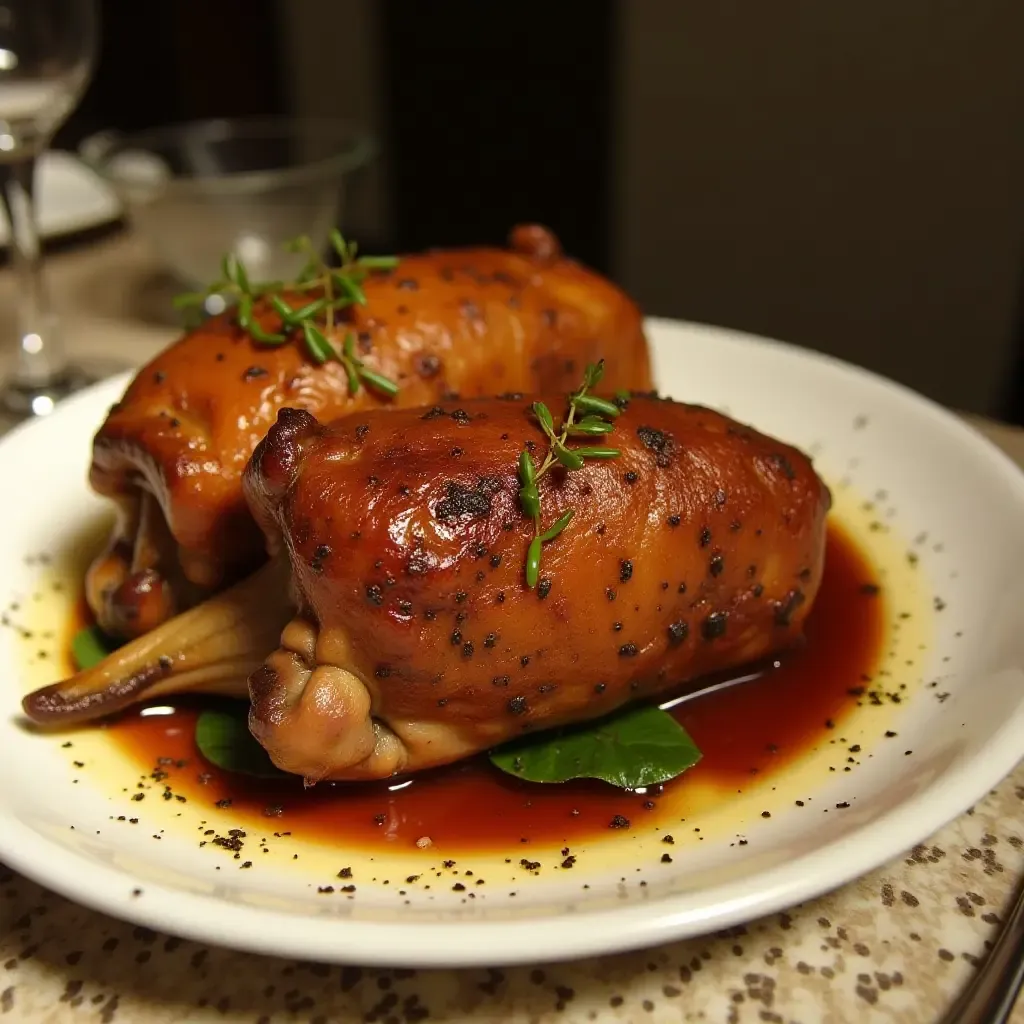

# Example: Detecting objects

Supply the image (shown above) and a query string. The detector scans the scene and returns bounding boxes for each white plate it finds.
[0,150,121,245]
[1,319,1023,968]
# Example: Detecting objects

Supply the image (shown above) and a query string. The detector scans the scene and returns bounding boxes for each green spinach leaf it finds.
[195,704,289,779]
[490,705,702,788]
[71,625,119,671]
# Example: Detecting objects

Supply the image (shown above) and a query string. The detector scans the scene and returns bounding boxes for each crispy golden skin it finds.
[87,225,651,639]
[243,396,830,782]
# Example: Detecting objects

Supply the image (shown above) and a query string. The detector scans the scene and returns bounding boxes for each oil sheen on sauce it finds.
[83,524,884,853]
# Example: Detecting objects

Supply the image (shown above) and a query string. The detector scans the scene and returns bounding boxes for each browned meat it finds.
[241,396,830,782]
[87,225,651,639]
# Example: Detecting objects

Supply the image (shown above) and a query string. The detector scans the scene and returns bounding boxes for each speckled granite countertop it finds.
[1,236,1023,1023]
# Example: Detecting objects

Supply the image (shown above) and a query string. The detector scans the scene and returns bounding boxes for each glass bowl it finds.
[79,117,376,288]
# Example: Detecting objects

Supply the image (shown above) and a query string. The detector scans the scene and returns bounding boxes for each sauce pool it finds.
[82,524,884,852]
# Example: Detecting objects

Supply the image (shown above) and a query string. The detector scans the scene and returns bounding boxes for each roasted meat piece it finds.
[241,399,829,781]
[87,225,651,639]
[23,396,829,760]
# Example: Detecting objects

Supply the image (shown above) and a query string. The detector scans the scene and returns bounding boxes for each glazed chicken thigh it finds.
[243,395,830,782]
[87,225,651,639]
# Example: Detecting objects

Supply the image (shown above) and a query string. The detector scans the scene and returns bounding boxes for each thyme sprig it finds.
[518,360,622,587]
[174,231,400,398]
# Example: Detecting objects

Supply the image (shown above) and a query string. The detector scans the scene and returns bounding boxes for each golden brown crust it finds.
[88,226,651,636]
[244,395,830,780]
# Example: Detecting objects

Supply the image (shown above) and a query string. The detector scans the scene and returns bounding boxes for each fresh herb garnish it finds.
[518,360,621,587]
[490,705,702,788]
[195,704,289,779]
[174,231,400,398]
[70,625,119,671]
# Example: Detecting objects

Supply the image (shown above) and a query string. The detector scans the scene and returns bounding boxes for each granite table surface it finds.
[1,232,1023,1024]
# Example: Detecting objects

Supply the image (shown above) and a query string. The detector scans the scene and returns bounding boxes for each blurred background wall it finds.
[59,0,1024,419]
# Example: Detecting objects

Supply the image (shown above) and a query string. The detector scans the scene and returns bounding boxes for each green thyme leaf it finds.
[303,322,336,363]
[358,366,399,398]
[329,228,348,261]
[333,272,367,306]
[237,295,254,330]
[525,536,542,588]
[566,420,615,436]
[490,705,702,788]
[288,297,329,322]
[358,255,400,270]
[519,482,541,520]
[533,401,555,437]
[575,446,621,459]
[270,295,295,323]
[518,449,536,488]
[249,321,287,344]
[574,394,621,418]
[539,509,573,543]
[554,444,585,471]
[582,360,605,390]
[171,291,207,309]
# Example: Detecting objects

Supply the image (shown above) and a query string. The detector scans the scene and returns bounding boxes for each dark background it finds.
[54,0,1024,423]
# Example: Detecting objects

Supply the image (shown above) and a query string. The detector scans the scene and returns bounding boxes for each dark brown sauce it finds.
[77,524,884,852]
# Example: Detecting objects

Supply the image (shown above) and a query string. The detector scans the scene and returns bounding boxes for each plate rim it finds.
[1,318,1023,967]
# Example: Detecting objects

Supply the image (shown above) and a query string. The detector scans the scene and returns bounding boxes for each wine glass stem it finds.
[0,155,67,388]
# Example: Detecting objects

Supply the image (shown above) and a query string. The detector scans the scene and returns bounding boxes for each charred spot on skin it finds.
[537,579,552,600]
[434,479,500,522]
[636,426,674,468]
[861,583,881,596]
[709,553,724,578]
[492,675,510,687]
[773,589,805,627]
[153,370,166,384]
[462,642,475,658]
[508,695,528,715]
[624,471,638,485]
[365,584,384,606]
[311,544,331,575]
[450,630,462,646]
[374,665,392,679]
[455,591,468,603]
[667,515,681,528]
[606,588,616,602]
[667,621,689,645]
[355,424,370,442]
[484,633,498,648]
[594,682,606,694]
[398,600,413,616]
[609,815,630,829]
[702,611,728,640]
[699,526,712,548]
[537,683,556,694]
[490,554,502,568]
[243,366,269,382]
[753,584,764,598]
[619,643,638,657]
[619,560,633,583]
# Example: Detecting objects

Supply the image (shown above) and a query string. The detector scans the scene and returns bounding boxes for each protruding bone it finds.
[23,558,292,725]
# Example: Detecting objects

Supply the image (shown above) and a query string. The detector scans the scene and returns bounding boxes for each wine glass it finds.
[0,0,98,420]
